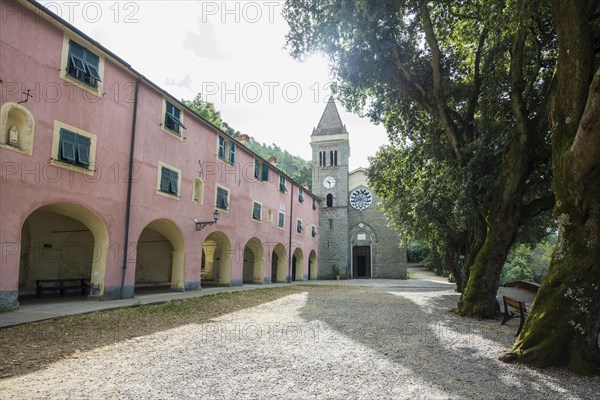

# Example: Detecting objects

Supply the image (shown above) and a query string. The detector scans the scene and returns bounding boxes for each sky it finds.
[38,0,389,170]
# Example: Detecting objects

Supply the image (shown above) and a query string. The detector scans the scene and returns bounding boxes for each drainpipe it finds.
[120,76,142,299]
[288,183,294,283]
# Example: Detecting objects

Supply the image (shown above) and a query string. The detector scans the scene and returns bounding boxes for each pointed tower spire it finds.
[313,96,348,135]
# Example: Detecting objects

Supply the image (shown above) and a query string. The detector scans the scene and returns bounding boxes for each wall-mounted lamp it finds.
[195,210,220,231]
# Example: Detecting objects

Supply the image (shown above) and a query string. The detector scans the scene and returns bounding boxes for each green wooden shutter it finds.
[59,129,76,163]
[68,41,86,75]
[312,198,316,210]
[253,202,261,220]
[217,188,228,209]
[218,137,225,158]
[76,135,91,167]
[229,142,236,164]
[261,161,269,181]
[222,190,228,209]
[160,167,170,192]
[84,51,101,82]
[169,169,178,194]
[254,160,260,179]
[279,177,286,193]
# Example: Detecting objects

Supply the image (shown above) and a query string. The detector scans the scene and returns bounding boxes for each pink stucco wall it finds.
[0,0,319,303]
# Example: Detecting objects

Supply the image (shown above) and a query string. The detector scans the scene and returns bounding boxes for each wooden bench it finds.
[501,295,529,336]
[36,279,90,298]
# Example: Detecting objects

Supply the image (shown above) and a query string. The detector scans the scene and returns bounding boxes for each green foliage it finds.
[500,237,555,284]
[284,0,555,295]
[406,241,430,263]
[331,264,340,275]
[183,93,225,130]
[245,139,313,188]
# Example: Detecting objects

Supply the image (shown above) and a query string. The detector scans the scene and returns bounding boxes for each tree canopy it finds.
[284,0,600,374]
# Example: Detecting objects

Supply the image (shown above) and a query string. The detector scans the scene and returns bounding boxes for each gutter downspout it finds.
[120,76,141,299]
[288,184,294,283]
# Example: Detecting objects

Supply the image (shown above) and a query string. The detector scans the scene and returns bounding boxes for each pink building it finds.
[0,0,320,311]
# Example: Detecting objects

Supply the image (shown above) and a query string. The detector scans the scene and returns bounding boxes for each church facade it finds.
[310,98,408,279]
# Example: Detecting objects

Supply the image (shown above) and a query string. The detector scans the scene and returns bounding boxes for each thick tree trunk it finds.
[456,133,534,318]
[444,234,472,293]
[455,0,549,319]
[444,240,464,292]
[501,0,600,375]
[463,214,487,289]
[455,212,519,318]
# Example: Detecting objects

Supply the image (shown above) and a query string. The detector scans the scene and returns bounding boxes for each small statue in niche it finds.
[8,125,19,148]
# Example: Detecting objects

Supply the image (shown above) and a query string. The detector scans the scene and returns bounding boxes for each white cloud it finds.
[183,21,227,60]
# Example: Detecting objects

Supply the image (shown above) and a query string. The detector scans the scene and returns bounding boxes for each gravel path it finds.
[1,286,598,399]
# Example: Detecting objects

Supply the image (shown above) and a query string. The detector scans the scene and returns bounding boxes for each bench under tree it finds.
[501,295,529,336]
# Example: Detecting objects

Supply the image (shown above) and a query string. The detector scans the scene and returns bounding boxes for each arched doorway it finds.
[134,219,185,293]
[271,243,286,283]
[243,237,264,284]
[308,250,318,280]
[201,231,233,286]
[18,203,108,301]
[351,227,374,279]
[293,248,304,282]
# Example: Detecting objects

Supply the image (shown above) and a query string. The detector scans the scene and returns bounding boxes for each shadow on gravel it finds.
[298,287,592,399]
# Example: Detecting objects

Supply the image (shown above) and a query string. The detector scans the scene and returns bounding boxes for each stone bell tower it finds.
[310,97,350,278]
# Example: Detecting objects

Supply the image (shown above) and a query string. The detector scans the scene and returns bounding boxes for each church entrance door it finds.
[352,246,371,278]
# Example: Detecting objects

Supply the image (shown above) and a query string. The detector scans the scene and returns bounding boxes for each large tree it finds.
[284,0,554,317]
[368,125,479,292]
[501,0,600,375]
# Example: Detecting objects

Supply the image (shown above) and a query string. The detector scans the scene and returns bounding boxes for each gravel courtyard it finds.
[1,286,598,399]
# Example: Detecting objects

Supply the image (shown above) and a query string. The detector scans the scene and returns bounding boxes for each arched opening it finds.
[243,237,264,284]
[18,203,108,302]
[351,227,375,279]
[201,231,233,286]
[271,243,287,283]
[309,250,318,280]
[293,248,304,282]
[326,194,333,207]
[134,219,185,293]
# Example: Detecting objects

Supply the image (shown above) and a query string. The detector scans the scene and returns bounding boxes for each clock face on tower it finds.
[323,176,336,189]
[350,188,373,210]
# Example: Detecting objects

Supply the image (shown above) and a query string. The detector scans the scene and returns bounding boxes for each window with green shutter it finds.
[160,167,179,195]
[312,197,316,211]
[216,187,229,210]
[279,176,287,193]
[254,159,261,180]
[312,226,317,237]
[278,211,285,228]
[298,188,304,203]
[218,137,226,159]
[67,41,101,88]
[252,201,261,221]
[254,159,269,181]
[164,101,186,134]
[296,219,303,233]
[229,142,236,164]
[58,129,91,168]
